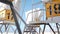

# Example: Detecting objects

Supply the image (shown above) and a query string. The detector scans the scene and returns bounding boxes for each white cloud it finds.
[42,0,52,2]
[25,8,44,24]
[13,0,21,12]
[0,2,10,9]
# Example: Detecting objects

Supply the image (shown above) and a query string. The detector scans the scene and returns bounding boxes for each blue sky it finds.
[19,0,58,33]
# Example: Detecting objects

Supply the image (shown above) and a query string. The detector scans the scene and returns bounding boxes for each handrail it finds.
[26,9,46,22]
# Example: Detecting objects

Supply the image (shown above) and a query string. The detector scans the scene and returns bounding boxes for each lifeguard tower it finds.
[0,0,60,34]
[23,0,60,34]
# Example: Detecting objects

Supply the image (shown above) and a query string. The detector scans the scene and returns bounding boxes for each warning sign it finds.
[45,2,60,19]
[5,9,14,22]
[0,9,14,22]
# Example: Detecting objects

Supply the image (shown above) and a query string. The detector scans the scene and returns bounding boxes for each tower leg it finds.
[48,23,55,34]
[10,5,22,34]
[56,23,59,34]
[42,24,46,34]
